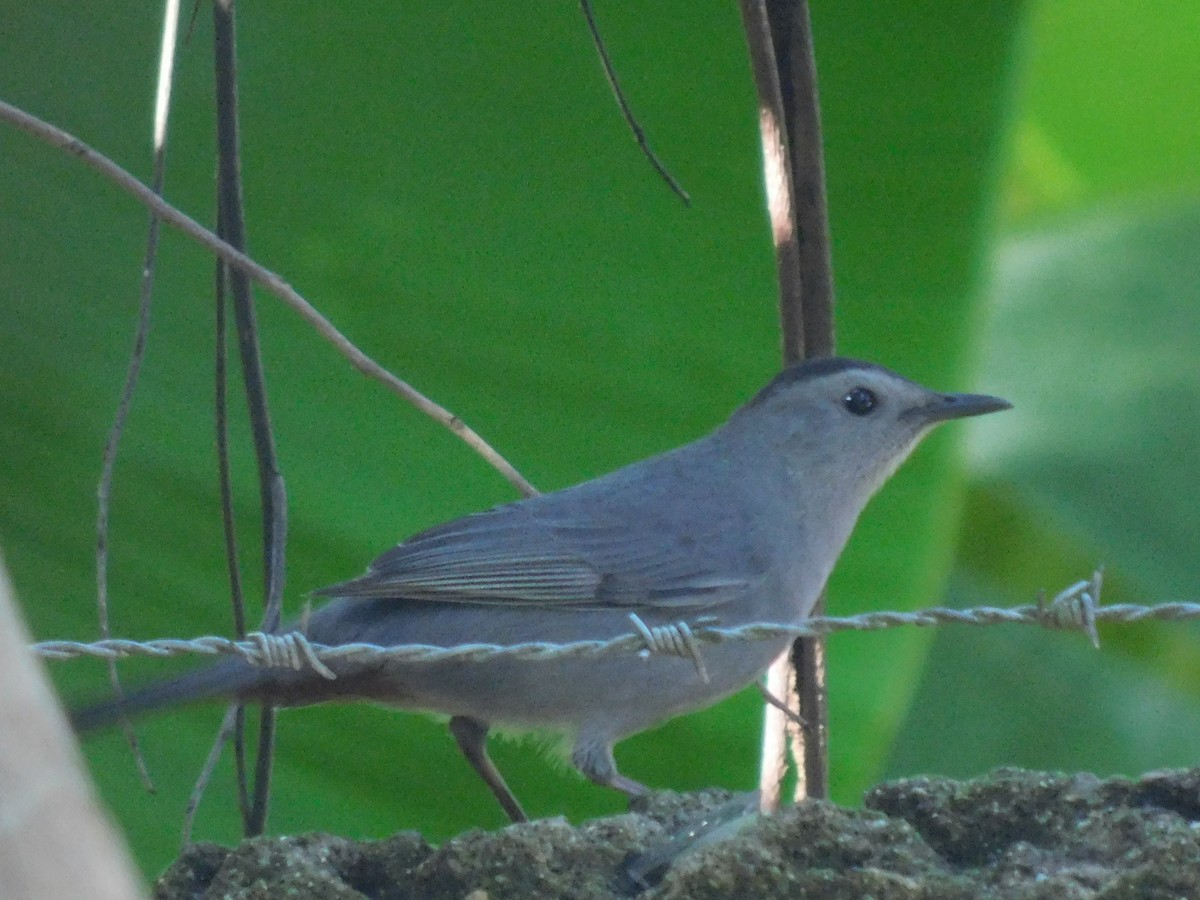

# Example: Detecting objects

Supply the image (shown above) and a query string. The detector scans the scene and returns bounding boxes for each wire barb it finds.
[629,613,711,682]
[1036,568,1103,648]
[243,631,336,680]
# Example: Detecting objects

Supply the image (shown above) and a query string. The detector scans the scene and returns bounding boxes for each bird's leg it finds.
[448,715,528,823]
[572,738,648,797]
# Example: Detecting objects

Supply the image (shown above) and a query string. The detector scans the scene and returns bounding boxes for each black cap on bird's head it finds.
[744,357,1010,424]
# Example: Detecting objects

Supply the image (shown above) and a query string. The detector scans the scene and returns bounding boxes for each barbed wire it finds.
[30,571,1200,682]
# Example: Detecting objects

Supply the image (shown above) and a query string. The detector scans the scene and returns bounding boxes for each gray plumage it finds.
[73,358,1009,821]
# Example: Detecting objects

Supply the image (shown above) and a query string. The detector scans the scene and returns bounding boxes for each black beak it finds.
[909,392,1012,424]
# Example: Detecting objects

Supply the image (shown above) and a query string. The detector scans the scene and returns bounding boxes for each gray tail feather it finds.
[70,658,262,733]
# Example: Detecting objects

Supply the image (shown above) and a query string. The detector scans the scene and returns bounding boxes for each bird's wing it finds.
[315,504,757,611]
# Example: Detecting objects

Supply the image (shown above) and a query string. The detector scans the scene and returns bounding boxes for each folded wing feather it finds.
[316,504,753,611]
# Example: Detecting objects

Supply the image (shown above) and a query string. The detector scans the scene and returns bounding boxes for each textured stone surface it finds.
[153,769,1200,899]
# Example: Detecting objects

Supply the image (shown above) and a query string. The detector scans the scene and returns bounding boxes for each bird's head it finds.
[729,357,1010,504]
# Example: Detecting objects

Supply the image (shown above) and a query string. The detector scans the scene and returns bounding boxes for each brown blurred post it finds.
[0,553,146,900]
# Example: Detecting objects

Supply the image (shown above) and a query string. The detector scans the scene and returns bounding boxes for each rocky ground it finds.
[154,768,1200,899]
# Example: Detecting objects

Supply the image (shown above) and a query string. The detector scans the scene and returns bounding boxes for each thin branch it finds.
[579,0,690,206]
[0,97,538,499]
[95,0,184,796]
[182,704,238,846]
[757,679,808,729]
[213,0,286,636]
[213,0,282,836]
[214,211,254,825]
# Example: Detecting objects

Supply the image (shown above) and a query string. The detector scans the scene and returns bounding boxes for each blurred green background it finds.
[2,0,1198,878]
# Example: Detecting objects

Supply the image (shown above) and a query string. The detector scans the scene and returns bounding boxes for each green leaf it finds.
[1,2,1017,874]
[893,203,1200,779]
[890,0,1200,787]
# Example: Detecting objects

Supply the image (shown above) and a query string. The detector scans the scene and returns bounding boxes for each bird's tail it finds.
[70,657,262,733]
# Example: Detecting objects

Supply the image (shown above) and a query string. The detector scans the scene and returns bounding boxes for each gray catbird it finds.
[73,357,1009,821]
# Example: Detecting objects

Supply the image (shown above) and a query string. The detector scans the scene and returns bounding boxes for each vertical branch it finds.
[213,210,253,823]
[213,0,286,837]
[764,0,834,359]
[740,0,805,365]
[740,0,835,808]
[95,0,182,794]
[766,0,834,807]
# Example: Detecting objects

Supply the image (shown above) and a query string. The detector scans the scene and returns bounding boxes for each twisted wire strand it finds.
[31,572,1199,676]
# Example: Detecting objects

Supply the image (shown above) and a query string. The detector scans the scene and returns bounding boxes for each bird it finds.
[73,357,1010,822]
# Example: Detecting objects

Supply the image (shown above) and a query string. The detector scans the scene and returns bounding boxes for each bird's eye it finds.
[842,387,877,416]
